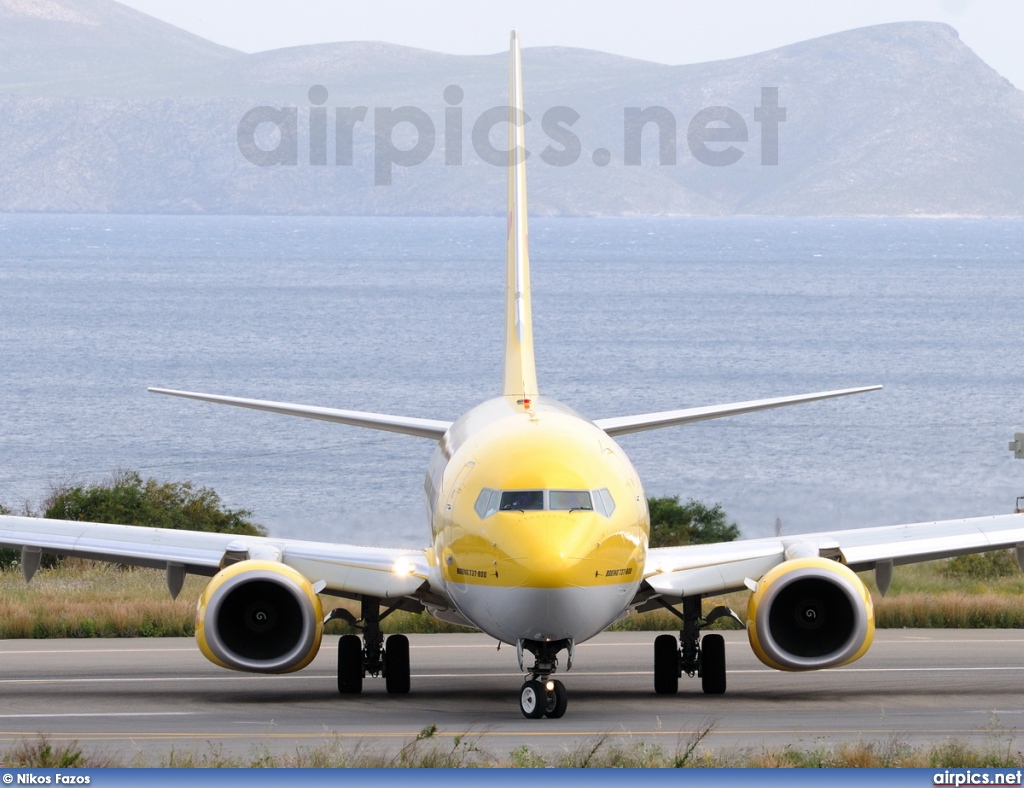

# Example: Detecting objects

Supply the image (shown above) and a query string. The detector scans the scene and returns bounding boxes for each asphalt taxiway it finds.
[0,630,1020,760]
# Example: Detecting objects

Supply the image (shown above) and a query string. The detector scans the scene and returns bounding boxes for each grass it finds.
[3,553,1024,639]
[871,557,1024,629]
[0,560,201,639]
[3,728,1024,768]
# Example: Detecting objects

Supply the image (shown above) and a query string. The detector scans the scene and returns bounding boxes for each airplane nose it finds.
[487,509,638,589]
[495,511,621,588]
[449,511,641,644]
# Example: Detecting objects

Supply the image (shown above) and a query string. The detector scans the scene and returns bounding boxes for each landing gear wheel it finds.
[654,634,679,694]
[544,679,568,718]
[700,633,726,695]
[519,679,547,718]
[338,634,363,694]
[384,634,411,694]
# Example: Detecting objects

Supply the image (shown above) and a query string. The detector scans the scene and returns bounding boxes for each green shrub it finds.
[941,550,1019,581]
[43,470,266,536]
[647,496,739,547]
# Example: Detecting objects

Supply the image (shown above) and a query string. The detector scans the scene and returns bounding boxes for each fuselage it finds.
[425,395,649,644]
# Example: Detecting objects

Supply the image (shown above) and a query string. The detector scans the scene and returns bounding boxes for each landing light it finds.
[392,558,418,576]
[545,680,555,691]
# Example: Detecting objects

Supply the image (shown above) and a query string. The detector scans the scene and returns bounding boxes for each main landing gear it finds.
[517,638,572,718]
[653,596,740,695]
[328,597,411,695]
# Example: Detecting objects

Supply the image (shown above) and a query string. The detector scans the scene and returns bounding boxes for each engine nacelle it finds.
[196,559,324,673]
[747,556,874,671]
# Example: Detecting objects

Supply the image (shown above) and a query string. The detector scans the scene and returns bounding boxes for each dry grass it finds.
[0,559,201,638]
[0,736,119,768]
[875,593,1024,628]
[868,556,1024,629]
[4,729,1024,768]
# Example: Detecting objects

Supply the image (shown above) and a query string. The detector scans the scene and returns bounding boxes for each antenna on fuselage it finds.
[502,30,539,400]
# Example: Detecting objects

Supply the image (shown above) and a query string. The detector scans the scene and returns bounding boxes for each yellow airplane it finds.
[3,31,1024,720]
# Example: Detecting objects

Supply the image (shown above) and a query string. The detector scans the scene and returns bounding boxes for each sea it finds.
[1,214,1022,548]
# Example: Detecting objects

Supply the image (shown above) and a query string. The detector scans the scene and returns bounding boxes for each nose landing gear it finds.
[518,638,572,718]
[520,678,568,718]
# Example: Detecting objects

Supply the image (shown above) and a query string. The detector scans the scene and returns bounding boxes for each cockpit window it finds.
[474,488,501,519]
[549,490,593,511]
[500,490,544,511]
[474,488,615,519]
[594,488,616,518]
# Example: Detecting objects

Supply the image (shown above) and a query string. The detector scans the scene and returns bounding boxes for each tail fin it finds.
[502,29,539,399]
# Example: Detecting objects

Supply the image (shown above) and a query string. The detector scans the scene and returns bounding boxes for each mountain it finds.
[0,0,238,93]
[0,1,1022,216]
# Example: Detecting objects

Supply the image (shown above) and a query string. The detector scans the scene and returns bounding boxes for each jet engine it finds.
[196,559,324,673]
[746,556,874,671]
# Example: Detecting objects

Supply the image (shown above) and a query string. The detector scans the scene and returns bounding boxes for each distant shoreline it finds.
[1,211,1022,219]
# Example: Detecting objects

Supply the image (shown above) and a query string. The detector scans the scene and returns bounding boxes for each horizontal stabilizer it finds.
[594,385,882,437]
[148,388,451,440]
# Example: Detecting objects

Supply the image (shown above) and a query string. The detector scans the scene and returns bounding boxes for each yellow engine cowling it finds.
[747,556,874,671]
[196,559,323,673]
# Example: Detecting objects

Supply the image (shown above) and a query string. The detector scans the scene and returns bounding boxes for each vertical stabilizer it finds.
[502,30,539,399]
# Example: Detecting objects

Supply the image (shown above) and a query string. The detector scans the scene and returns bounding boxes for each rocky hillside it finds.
[1,0,1021,216]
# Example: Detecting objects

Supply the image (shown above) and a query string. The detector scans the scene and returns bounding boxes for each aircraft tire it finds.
[338,634,363,694]
[654,634,679,694]
[545,679,568,718]
[384,634,411,694]
[701,633,726,695]
[519,679,547,718]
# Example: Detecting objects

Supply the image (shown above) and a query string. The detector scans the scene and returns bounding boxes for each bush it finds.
[647,496,739,547]
[43,470,265,536]
[941,550,1019,581]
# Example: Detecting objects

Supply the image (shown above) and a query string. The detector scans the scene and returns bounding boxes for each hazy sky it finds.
[117,0,1024,87]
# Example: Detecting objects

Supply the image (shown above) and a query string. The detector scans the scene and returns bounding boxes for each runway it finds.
[0,630,1021,760]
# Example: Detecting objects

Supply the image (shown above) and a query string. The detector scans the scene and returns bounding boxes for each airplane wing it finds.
[594,385,882,437]
[0,390,451,608]
[0,514,433,604]
[148,388,452,441]
[639,512,1024,603]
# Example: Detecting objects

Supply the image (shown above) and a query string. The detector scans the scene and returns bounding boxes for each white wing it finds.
[0,514,432,603]
[149,388,452,440]
[640,512,1024,602]
[594,386,881,437]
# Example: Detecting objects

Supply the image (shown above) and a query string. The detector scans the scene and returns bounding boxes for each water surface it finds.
[1,215,1021,546]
